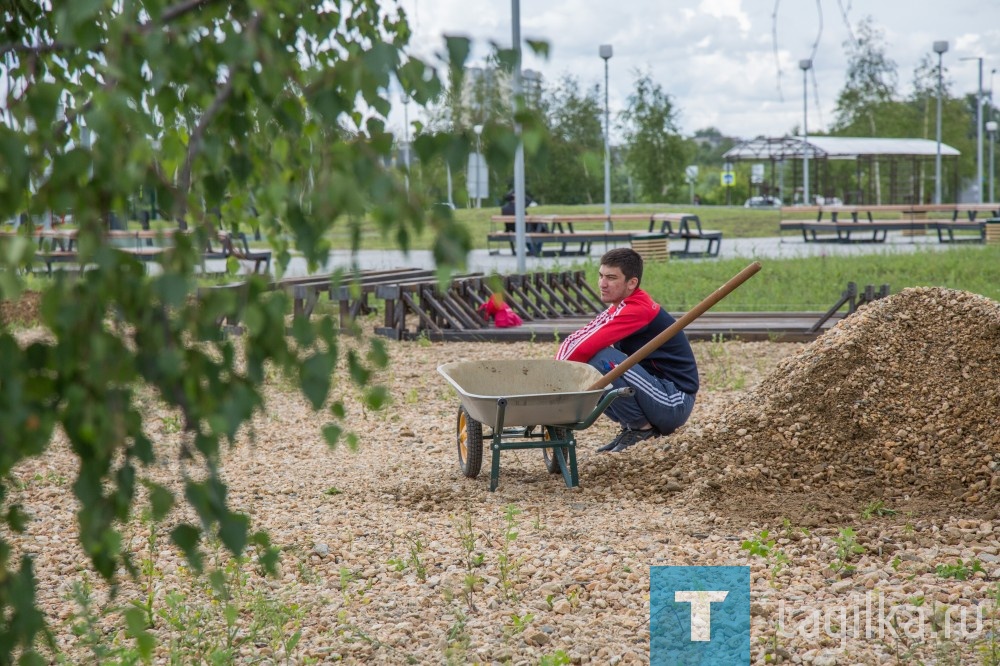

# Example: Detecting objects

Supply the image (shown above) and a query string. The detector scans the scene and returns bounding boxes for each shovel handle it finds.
[586,261,762,391]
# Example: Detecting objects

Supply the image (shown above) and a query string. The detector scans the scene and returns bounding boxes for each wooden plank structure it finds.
[373,270,603,340]
[198,269,882,343]
[986,220,1000,245]
[360,272,885,343]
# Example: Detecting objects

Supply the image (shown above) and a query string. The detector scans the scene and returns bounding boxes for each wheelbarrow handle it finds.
[587,261,762,391]
[567,386,634,431]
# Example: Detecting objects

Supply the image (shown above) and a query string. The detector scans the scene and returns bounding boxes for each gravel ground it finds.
[6,287,1000,664]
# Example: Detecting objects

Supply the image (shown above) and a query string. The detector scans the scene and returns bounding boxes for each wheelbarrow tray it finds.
[437,359,606,428]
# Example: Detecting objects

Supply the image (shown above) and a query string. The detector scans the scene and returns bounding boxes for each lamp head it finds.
[933,41,949,55]
[599,44,613,60]
[798,59,812,71]
[473,124,483,136]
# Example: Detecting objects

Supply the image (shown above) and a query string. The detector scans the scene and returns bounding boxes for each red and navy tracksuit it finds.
[556,288,698,435]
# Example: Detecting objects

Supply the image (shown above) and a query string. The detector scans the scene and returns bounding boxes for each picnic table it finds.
[778,203,996,244]
[486,213,722,258]
[0,226,274,274]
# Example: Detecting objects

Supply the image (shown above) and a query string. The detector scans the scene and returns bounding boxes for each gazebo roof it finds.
[723,136,961,160]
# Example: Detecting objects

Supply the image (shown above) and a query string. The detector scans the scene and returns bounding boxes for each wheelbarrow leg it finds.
[489,437,502,492]
[489,398,508,492]
[553,443,579,489]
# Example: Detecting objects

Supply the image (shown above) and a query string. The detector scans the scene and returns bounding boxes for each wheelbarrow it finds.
[436,263,764,491]
[437,359,634,491]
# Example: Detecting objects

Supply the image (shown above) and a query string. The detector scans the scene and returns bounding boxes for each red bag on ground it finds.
[479,294,523,328]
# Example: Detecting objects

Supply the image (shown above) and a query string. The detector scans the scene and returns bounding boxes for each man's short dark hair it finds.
[600,248,643,286]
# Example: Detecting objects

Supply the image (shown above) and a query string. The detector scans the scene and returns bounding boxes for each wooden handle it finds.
[586,261,762,390]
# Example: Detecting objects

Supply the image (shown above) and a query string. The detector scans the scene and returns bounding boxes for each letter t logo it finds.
[674,590,729,641]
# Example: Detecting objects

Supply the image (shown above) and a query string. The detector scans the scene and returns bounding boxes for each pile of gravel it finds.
[681,287,1000,510]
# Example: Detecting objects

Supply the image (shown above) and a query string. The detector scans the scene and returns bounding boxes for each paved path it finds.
[280,232,960,278]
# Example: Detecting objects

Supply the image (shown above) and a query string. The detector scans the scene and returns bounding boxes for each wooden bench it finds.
[486,230,637,256]
[670,215,722,256]
[781,203,1000,224]
[933,220,987,243]
[779,217,986,243]
[224,232,272,274]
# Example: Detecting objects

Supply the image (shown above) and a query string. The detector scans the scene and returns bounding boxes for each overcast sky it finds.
[397,0,1000,141]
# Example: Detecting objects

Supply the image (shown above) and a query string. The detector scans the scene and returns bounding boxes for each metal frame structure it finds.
[723,137,962,205]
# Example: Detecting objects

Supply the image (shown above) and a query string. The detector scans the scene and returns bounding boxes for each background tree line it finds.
[411,15,997,208]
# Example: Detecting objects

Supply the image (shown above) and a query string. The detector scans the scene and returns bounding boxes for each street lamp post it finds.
[600,44,613,231]
[473,124,484,208]
[987,120,997,203]
[799,59,812,206]
[511,0,526,272]
[960,57,985,202]
[933,41,948,204]
[402,93,410,194]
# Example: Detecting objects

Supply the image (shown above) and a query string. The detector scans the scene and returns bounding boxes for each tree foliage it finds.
[825,17,976,202]
[619,70,688,203]
[526,75,604,205]
[832,16,899,136]
[0,2,471,660]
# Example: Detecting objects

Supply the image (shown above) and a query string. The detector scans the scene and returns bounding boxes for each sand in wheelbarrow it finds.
[668,287,1000,522]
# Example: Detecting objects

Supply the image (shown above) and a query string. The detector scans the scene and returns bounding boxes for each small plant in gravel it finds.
[456,513,485,612]
[249,584,307,665]
[497,504,523,603]
[505,612,535,636]
[830,527,865,573]
[741,530,790,586]
[161,413,183,434]
[60,577,137,664]
[406,532,429,582]
[703,334,747,390]
[129,511,161,629]
[60,544,314,665]
[883,597,930,665]
[539,650,572,666]
[935,559,985,580]
[861,499,897,519]
[977,582,1000,666]
[532,508,546,531]
[444,608,471,664]
[339,566,358,599]
[741,529,790,662]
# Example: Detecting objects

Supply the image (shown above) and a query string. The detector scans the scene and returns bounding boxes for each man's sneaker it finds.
[610,427,659,453]
[596,428,629,452]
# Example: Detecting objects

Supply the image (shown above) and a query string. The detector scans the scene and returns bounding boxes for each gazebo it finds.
[722,136,961,205]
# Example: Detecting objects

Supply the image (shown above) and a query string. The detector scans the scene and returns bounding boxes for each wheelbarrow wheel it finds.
[542,426,570,474]
[456,405,484,478]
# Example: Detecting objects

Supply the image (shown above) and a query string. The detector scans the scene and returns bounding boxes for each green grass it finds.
[12,206,999,312]
[303,204,782,252]
[633,245,1000,311]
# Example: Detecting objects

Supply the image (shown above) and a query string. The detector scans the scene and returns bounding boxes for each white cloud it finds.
[697,0,751,34]
[398,0,1000,139]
